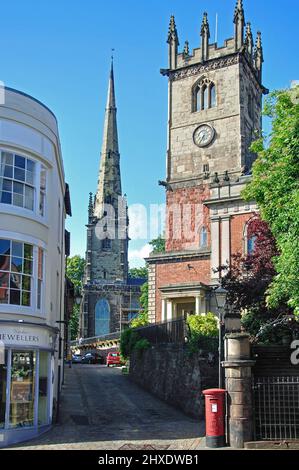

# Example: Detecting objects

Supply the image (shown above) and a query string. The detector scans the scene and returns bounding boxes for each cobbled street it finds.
[6,365,204,450]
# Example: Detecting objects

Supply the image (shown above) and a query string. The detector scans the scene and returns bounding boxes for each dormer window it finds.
[193,78,217,112]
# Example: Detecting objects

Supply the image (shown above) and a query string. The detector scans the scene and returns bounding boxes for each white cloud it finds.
[128,244,151,268]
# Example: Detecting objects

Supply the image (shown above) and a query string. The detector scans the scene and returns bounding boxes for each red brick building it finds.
[146,1,268,324]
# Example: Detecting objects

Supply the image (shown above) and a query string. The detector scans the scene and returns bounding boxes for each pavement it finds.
[5,364,205,450]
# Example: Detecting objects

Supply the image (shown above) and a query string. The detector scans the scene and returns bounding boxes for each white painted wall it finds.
[0,87,67,403]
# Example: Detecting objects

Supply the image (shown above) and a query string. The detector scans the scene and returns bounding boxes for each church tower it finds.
[147,0,268,324]
[81,62,143,339]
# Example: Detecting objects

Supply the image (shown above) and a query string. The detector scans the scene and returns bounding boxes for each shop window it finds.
[0,239,33,307]
[9,351,36,428]
[38,351,49,425]
[0,351,7,429]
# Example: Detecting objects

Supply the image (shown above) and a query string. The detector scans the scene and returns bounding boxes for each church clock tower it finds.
[147,0,268,324]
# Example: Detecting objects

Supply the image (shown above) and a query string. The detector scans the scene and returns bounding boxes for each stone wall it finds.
[129,344,218,418]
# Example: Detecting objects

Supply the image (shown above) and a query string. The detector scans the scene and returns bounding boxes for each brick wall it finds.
[166,184,211,252]
[230,213,254,256]
[155,258,210,322]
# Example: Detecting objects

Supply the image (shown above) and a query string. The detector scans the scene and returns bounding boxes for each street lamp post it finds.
[214,285,228,389]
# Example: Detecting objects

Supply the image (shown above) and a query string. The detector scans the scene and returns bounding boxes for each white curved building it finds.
[0,87,70,447]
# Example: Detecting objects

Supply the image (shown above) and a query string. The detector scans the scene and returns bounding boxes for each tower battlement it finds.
[166,1,264,86]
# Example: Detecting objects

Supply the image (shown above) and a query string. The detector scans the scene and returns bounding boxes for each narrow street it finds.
[8,365,204,450]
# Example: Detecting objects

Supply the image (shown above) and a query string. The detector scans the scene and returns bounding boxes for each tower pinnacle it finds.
[167,15,179,70]
[234,0,245,51]
[200,12,210,62]
[245,22,254,62]
[254,31,264,81]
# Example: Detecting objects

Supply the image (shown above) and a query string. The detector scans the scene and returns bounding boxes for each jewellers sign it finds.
[0,326,55,350]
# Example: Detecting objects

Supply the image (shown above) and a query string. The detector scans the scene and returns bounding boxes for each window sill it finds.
[0,205,49,228]
[0,305,46,319]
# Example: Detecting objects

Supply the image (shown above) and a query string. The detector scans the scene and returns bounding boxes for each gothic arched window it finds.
[95,299,110,336]
[247,235,257,255]
[200,226,208,248]
[193,78,217,113]
[244,218,258,255]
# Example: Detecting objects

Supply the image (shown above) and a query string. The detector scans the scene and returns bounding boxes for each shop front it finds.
[0,322,58,448]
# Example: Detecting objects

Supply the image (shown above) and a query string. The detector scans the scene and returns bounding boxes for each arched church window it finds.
[244,218,258,255]
[193,78,216,113]
[200,226,208,248]
[95,299,110,336]
[247,234,257,255]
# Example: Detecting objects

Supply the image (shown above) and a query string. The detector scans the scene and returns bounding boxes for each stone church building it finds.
[147,0,268,323]
[80,63,145,338]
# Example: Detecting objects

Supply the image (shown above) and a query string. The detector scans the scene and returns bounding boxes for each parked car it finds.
[81,352,105,364]
[72,354,83,364]
[81,352,95,364]
[106,352,122,367]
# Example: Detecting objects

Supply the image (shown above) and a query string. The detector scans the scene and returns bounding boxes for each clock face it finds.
[193,124,215,148]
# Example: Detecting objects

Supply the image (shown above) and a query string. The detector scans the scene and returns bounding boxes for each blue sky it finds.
[1,0,298,267]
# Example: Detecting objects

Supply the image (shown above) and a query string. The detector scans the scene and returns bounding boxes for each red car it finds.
[106,352,122,367]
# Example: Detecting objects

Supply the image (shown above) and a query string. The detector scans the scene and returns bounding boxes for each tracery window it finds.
[193,78,217,112]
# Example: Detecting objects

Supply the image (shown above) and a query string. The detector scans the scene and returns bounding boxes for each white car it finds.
[72,354,83,364]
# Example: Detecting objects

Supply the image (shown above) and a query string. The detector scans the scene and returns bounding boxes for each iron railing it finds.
[135,318,187,345]
[135,318,218,352]
[253,376,299,440]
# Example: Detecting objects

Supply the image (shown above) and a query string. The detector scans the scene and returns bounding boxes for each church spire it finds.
[234,0,245,51]
[200,12,210,62]
[94,60,122,218]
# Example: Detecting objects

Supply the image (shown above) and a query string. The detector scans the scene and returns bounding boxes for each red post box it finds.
[203,388,226,448]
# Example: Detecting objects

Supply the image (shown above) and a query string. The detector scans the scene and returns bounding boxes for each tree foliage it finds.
[187,313,218,354]
[129,266,148,279]
[66,255,85,340]
[243,87,299,314]
[130,282,149,328]
[149,235,166,254]
[221,217,279,313]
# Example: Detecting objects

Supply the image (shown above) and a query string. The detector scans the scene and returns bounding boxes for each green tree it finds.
[66,255,85,340]
[243,86,299,315]
[129,266,148,279]
[131,282,149,328]
[149,234,165,254]
[187,313,218,354]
